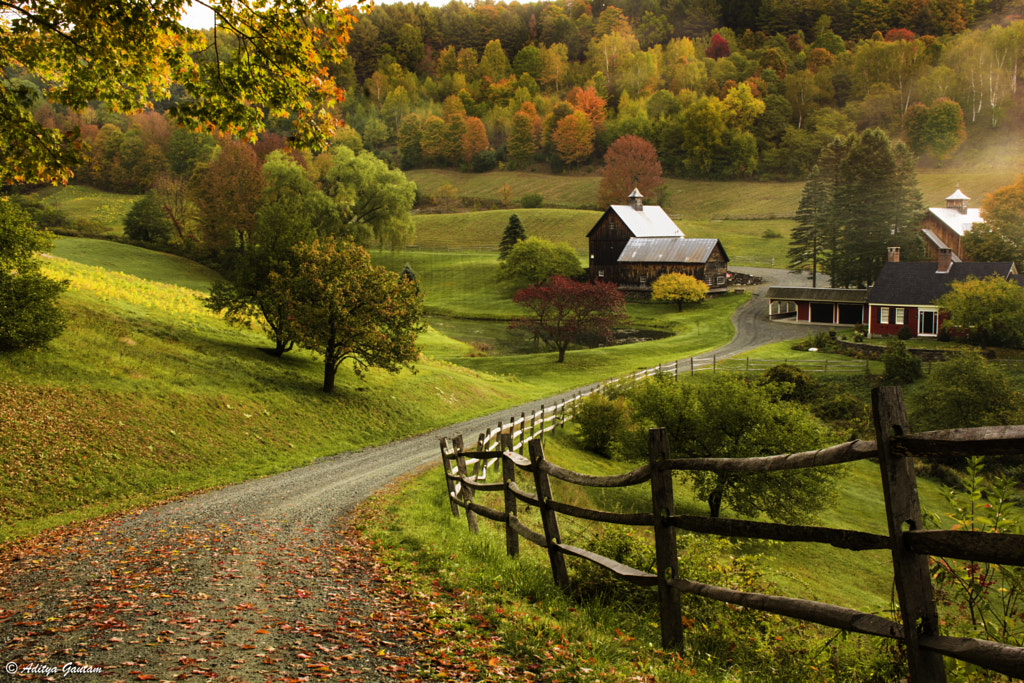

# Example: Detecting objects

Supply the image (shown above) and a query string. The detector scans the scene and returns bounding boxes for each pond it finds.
[428,316,673,357]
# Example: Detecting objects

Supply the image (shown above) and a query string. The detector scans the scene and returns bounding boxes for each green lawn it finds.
[50,236,222,291]
[32,184,140,235]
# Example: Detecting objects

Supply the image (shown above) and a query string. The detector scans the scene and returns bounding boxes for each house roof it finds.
[868,261,1018,306]
[618,237,725,264]
[927,206,983,237]
[767,287,868,303]
[607,204,684,238]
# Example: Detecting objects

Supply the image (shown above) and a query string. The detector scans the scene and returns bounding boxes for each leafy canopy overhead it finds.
[1,0,361,185]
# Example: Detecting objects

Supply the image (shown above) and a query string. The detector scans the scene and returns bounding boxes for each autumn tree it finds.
[1,0,357,185]
[500,237,582,287]
[460,116,490,165]
[0,200,68,350]
[597,135,664,208]
[706,33,732,59]
[267,237,424,392]
[498,214,527,260]
[191,140,264,254]
[552,110,595,168]
[651,272,708,310]
[507,111,538,169]
[965,174,1024,266]
[510,276,628,362]
[937,275,1024,349]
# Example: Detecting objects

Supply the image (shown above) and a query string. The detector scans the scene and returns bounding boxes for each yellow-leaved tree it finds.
[651,272,708,311]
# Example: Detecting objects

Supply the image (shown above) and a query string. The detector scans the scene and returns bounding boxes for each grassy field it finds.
[32,184,139,235]
[50,236,221,291]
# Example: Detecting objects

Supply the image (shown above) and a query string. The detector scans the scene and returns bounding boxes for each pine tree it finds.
[498,213,527,260]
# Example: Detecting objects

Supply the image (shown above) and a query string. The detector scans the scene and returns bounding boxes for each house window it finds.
[879,307,889,324]
[895,307,904,325]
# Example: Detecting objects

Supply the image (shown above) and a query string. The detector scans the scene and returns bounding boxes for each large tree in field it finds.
[499,237,582,287]
[267,237,424,393]
[510,276,628,363]
[618,375,839,523]
[597,135,664,208]
[0,201,68,350]
[1,0,356,186]
[318,145,417,249]
[965,174,1024,266]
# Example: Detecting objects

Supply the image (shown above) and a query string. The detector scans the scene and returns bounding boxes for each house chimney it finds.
[887,246,900,263]
[628,187,644,212]
[937,248,953,273]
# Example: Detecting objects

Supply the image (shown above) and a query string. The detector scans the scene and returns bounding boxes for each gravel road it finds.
[0,268,820,681]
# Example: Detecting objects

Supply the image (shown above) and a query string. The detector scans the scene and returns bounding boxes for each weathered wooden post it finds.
[439,437,460,518]
[528,439,569,590]
[453,435,478,534]
[872,386,946,682]
[649,428,682,647]
[500,432,520,559]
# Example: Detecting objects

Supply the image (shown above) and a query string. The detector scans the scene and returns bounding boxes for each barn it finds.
[919,187,983,262]
[587,189,729,295]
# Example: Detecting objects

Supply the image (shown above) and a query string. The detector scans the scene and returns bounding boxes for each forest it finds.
[13,0,1023,205]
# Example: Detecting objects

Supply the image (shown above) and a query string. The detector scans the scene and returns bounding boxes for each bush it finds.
[897,325,913,340]
[520,192,543,208]
[471,149,498,173]
[762,228,783,238]
[881,338,921,385]
[761,363,815,401]
[573,392,632,457]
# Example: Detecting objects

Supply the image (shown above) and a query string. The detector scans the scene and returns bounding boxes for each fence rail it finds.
[439,386,1024,681]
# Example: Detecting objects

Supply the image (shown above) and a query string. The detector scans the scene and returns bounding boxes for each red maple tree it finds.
[510,276,628,363]
[598,134,664,207]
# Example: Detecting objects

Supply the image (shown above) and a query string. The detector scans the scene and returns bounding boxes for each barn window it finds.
[716,276,725,285]
[597,269,605,278]
[639,275,646,285]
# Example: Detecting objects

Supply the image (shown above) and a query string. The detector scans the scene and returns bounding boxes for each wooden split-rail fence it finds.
[439,386,1024,681]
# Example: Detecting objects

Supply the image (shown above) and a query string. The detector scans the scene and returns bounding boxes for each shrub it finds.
[881,338,921,385]
[573,392,632,457]
[471,149,498,173]
[897,325,913,340]
[520,192,543,208]
[761,363,815,401]
[762,228,782,238]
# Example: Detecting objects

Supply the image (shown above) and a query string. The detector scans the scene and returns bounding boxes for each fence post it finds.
[500,432,520,559]
[691,356,694,376]
[528,439,570,591]
[649,428,682,648]
[453,435,478,534]
[439,437,460,518]
[872,386,946,682]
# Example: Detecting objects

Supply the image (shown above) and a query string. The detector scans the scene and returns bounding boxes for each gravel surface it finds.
[0,268,820,681]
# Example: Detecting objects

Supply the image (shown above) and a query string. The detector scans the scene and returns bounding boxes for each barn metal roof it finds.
[927,206,983,236]
[618,237,721,264]
[608,204,684,238]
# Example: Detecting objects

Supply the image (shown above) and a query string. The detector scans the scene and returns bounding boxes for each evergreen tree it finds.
[498,213,527,260]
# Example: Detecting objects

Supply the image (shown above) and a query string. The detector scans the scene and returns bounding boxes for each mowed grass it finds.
[50,236,222,291]
[32,184,140,234]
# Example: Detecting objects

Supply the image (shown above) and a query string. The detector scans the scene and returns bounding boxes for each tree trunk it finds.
[323,361,338,393]
[708,486,724,518]
[557,344,567,363]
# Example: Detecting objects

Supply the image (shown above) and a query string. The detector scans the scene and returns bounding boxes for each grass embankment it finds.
[51,236,221,291]
[33,184,139,235]
[2,240,753,541]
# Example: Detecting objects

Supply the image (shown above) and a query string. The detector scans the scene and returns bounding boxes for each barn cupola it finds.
[946,187,970,215]
[628,187,644,212]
